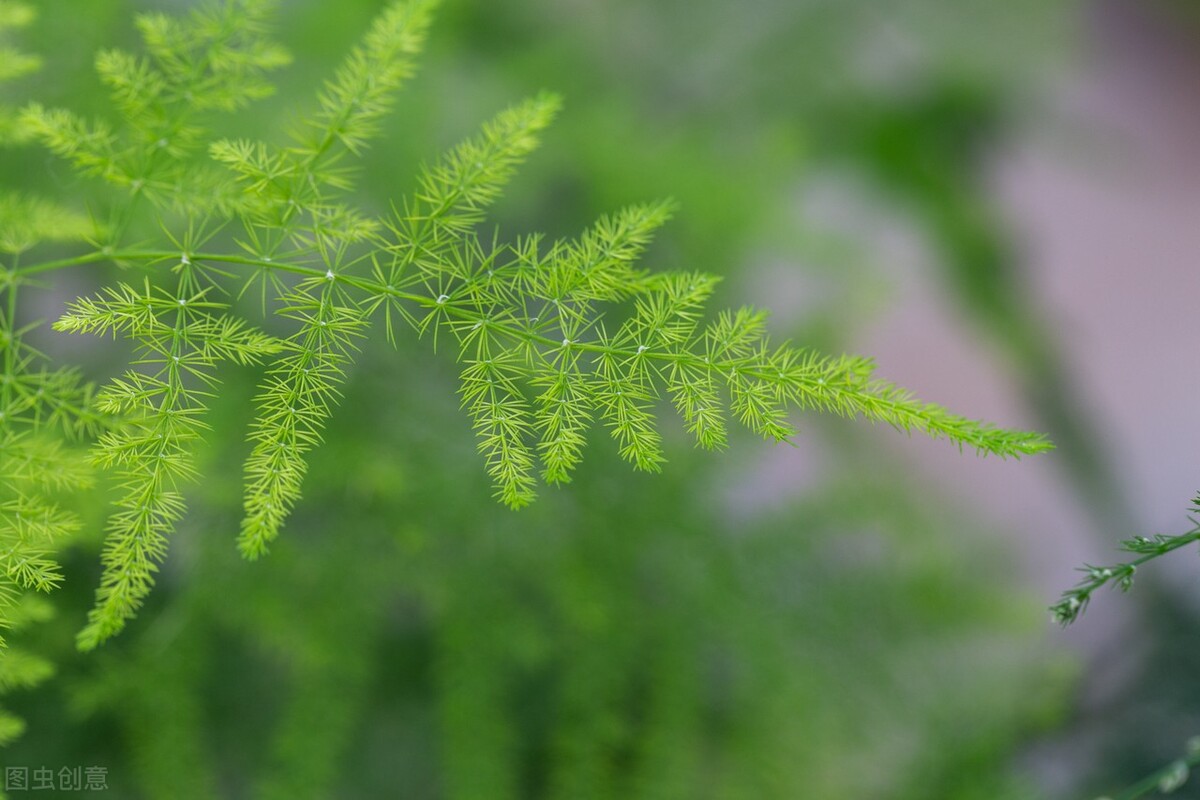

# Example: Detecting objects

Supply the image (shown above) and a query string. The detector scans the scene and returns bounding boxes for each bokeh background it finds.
[5,0,1200,797]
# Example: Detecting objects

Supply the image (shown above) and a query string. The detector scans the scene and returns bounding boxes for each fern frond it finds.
[383,93,562,281]
[0,192,89,254]
[0,4,101,688]
[459,349,539,508]
[532,349,594,485]
[19,105,121,183]
[213,0,435,263]
[0,493,73,594]
[0,432,92,494]
[0,348,102,437]
[133,0,289,113]
[58,269,279,649]
[299,0,436,159]
[0,434,88,649]
[239,274,366,558]
[371,202,1051,504]
[0,454,80,690]
[368,92,561,348]
[24,0,287,220]
[239,89,559,551]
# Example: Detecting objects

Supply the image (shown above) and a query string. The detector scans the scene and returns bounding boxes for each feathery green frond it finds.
[0,433,92,495]
[368,92,561,345]
[376,198,1051,505]
[24,0,287,218]
[134,0,288,112]
[239,275,367,558]
[213,0,435,263]
[1,0,1050,660]
[0,193,89,254]
[382,93,562,278]
[239,89,560,550]
[299,0,436,158]
[19,105,121,182]
[0,435,88,645]
[58,269,280,649]
[0,432,85,745]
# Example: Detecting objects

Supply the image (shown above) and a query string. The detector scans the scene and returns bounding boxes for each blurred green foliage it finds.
[0,1,1083,798]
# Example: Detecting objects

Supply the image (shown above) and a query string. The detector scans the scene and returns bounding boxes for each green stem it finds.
[1052,521,1200,624]
[16,247,876,367]
[1108,741,1200,800]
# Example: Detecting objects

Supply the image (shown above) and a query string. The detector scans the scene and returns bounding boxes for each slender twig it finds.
[1051,509,1200,625]
[1098,737,1200,800]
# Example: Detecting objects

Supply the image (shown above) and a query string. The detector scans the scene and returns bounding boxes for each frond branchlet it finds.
[1051,495,1200,626]
[56,272,280,649]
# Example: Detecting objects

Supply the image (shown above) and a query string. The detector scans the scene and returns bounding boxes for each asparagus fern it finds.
[0,0,1051,701]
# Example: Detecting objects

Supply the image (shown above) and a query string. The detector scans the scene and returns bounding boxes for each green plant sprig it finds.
[1052,498,1200,626]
